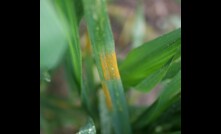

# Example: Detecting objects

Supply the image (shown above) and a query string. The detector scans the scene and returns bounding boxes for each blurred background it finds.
[40,0,181,133]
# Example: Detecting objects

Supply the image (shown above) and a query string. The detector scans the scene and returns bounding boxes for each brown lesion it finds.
[101,82,112,110]
[100,52,120,80]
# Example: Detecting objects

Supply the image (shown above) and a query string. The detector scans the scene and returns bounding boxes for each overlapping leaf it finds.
[119,28,181,89]
[82,0,132,133]
[133,70,181,129]
[40,0,68,70]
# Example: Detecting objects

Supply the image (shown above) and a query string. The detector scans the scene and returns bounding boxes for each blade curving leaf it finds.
[145,99,181,133]
[55,0,94,115]
[55,0,82,85]
[81,31,99,117]
[135,46,181,92]
[54,0,84,26]
[82,0,132,133]
[133,70,181,129]
[135,58,173,92]
[163,47,181,80]
[119,28,181,88]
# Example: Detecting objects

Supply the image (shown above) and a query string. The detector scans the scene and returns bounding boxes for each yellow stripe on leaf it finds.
[101,82,112,110]
[100,52,120,80]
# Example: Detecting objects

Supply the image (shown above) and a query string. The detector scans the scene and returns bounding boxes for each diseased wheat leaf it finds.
[82,0,132,133]
[99,90,112,134]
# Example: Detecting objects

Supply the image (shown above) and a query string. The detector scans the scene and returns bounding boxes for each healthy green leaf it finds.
[134,45,180,92]
[163,48,181,80]
[54,0,83,25]
[135,58,173,92]
[133,70,181,129]
[119,28,181,88]
[55,0,82,85]
[146,99,181,133]
[40,0,68,70]
[55,0,95,116]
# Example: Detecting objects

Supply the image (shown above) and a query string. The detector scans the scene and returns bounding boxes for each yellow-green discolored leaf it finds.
[82,0,132,133]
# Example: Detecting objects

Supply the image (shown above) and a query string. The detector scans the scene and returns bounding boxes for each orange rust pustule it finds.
[100,52,120,80]
[101,82,112,110]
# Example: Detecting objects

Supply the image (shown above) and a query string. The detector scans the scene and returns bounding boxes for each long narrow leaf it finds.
[119,28,181,88]
[133,71,181,129]
[135,58,173,92]
[99,90,112,134]
[40,0,68,70]
[82,0,132,133]
[145,99,181,133]
[55,0,94,114]
[135,46,181,92]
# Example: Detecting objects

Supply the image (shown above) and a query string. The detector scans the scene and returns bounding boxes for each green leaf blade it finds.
[134,71,181,129]
[82,0,132,133]
[120,28,181,88]
[40,0,68,70]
